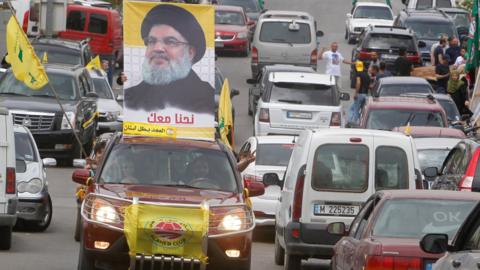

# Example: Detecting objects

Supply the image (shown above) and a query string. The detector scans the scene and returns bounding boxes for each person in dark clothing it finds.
[393,47,412,76]
[433,38,447,66]
[435,55,450,94]
[348,61,370,124]
[376,61,392,80]
[445,38,461,66]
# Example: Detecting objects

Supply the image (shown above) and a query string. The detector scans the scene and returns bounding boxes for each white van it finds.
[0,108,17,250]
[266,129,422,270]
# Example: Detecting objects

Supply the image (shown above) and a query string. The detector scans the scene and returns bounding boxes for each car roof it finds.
[264,64,315,73]
[379,76,430,85]
[310,128,412,140]
[439,7,469,14]
[378,190,480,201]
[118,136,225,151]
[414,137,462,150]
[32,38,88,50]
[355,2,390,8]
[215,5,245,12]
[367,96,443,110]
[392,126,466,139]
[260,10,313,22]
[404,9,451,21]
[366,25,413,35]
[269,72,335,85]
[253,135,296,144]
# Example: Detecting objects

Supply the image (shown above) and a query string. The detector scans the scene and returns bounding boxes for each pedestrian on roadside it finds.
[393,47,413,76]
[318,42,352,89]
[348,61,370,125]
[116,72,128,86]
[376,61,392,80]
[447,72,472,117]
[433,38,447,67]
[445,37,461,65]
[431,34,448,66]
[435,54,450,94]
[453,48,467,69]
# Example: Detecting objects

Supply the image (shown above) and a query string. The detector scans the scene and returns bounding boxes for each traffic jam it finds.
[2,0,480,269]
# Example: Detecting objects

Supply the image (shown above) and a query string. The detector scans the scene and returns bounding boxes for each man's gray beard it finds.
[142,51,192,85]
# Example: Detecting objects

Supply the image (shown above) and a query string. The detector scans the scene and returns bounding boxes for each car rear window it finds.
[436,0,452,8]
[93,78,114,99]
[216,10,245,26]
[378,84,432,96]
[34,45,81,66]
[259,22,311,44]
[256,143,294,166]
[99,144,238,192]
[269,82,336,106]
[405,21,455,41]
[353,6,392,20]
[365,34,416,52]
[375,146,409,190]
[366,109,445,130]
[373,199,475,239]
[312,144,369,192]
[88,13,108,34]
[437,99,460,121]
[14,132,37,162]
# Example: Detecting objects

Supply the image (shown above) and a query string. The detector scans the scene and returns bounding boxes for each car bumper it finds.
[17,194,49,222]
[31,129,77,158]
[98,121,122,133]
[251,62,317,79]
[255,216,275,227]
[216,39,249,52]
[0,199,18,227]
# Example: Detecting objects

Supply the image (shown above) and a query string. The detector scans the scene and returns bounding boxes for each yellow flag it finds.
[5,16,48,90]
[218,78,233,149]
[86,55,101,70]
[42,52,48,64]
[124,204,209,263]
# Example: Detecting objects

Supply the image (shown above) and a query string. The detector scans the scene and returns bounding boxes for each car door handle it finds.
[452,260,461,268]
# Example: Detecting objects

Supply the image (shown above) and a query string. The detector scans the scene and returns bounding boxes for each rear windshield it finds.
[260,22,311,44]
[99,144,238,192]
[353,6,393,20]
[93,77,114,99]
[405,21,455,41]
[312,144,369,192]
[269,82,336,106]
[34,45,81,66]
[14,132,37,162]
[256,143,294,166]
[216,10,245,26]
[365,34,416,52]
[378,84,432,96]
[366,109,445,130]
[217,0,260,13]
[447,12,470,28]
[373,199,475,239]
[418,149,450,171]
[436,0,453,8]
[375,146,409,190]
[438,99,460,121]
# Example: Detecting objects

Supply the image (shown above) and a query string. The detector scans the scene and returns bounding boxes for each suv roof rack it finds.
[262,12,310,20]
[399,93,436,102]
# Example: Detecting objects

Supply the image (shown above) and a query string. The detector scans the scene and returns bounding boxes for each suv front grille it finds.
[12,111,55,131]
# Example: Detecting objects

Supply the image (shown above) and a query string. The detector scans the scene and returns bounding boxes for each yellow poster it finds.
[123,2,215,140]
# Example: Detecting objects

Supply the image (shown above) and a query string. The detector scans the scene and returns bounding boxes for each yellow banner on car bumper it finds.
[124,204,209,263]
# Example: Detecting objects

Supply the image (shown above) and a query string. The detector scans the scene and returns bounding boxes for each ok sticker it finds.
[433,211,461,223]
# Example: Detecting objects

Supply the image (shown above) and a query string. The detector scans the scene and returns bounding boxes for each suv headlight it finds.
[237,32,248,39]
[91,199,119,223]
[61,111,76,130]
[219,214,243,231]
[17,178,43,194]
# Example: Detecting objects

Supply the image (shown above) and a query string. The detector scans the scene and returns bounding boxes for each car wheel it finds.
[284,252,301,270]
[28,194,53,232]
[274,233,285,265]
[78,237,98,270]
[74,204,82,242]
[0,226,12,250]
[347,31,354,44]
[344,28,348,40]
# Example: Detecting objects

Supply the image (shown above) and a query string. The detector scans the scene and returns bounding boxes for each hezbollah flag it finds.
[218,78,234,149]
[466,0,480,72]
[5,16,48,90]
[86,55,102,71]
[124,204,209,263]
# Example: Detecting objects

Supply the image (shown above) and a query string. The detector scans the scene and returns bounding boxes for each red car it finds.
[328,190,480,270]
[215,5,254,56]
[72,134,264,270]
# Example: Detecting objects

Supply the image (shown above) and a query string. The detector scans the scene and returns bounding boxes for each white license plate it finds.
[287,111,312,119]
[313,204,360,216]
[381,54,397,60]
[215,41,224,48]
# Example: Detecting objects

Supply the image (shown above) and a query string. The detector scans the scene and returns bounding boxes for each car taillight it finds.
[330,112,341,126]
[251,46,258,63]
[357,49,372,60]
[22,10,29,33]
[459,176,473,191]
[407,52,421,64]
[259,108,269,122]
[6,167,15,194]
[310,49,317,65]
[365,255,421,270]
[243,174,262,183]
[459,149,480,191]
[292,166,305,222]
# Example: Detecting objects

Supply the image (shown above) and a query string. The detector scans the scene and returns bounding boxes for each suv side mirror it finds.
[263,173,281,187]
[246,78,258,85]
[85,92,98,98]
[72,169,91,186]
[316,30,324,37]
[246,181,265,197]
[423,167,438,178]
[230,89,240,98]
[327,222,347,235]
[418,41,427,48]
[420,234,448,254]
[340,92,350,101]
[42,158,57,167]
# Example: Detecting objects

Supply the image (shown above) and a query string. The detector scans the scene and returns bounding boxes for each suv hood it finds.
[350,18,393,28]
[0,95,77,113]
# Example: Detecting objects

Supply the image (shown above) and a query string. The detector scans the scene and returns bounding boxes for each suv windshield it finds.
[216,11,245,26]
[34,45,81,66]
[0,71,77,100]
[353,6,392,20]
[446,12,470,28]
[217,0,260,12]
[93,77,114,99]
[312,144,369,192]
[366,109,445,130]
[269,82,336,106]
[365,33,416,52]
[378,84,432,96]
[405,21,455,40]
[99,144,238,192]
[256,143,294,166]
[260,22,311,44]
[373,199,475,239]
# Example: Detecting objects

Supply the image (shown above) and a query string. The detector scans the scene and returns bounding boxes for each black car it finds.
[0,64,98,164]
[31,38,93,67]
[394,9,458,63]
[439,7,470,45]
[372,76,434,97]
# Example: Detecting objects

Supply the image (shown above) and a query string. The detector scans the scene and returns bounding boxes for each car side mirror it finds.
[420,234,449,254]
[246,181,265,197]
[418,41,427,48]
[246,78,258,85]
[73,159,87,169]
[327,222,347,236]
[316,30,324,37]
[346,13,352,18]
[85,92,98,98]
[263,172,281,187]
[42,158,57,167]
[423,167,439,178]
[116,94,124,102]
[16,159,27,173]
[340,92,350,101]
[72,168,91,186]
[230,89,240,98]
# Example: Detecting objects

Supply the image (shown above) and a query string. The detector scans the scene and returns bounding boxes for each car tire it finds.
[344,28,348,40]
[274,233,285,265]
[78,237,98,270]
[0,226,12,250]
[28,194,53,232]
[284,252,301,270]
[347,31,354,44]
[74,204,82,242]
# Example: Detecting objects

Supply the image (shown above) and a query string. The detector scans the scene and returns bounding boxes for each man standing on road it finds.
[318,42,352,89]
[348,61,370,125]
[393,47,412,76]
[433,38,447,66]
[445,37,461,65]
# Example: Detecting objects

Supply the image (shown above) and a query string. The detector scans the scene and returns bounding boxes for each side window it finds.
[375,146,409,190]
[455,147,469,175]
[443,148,463,175]
[239,142,251,157]
[349,199,375,239]
[78,76,87,97]
[66,11,86,31]
[88,13,108,34]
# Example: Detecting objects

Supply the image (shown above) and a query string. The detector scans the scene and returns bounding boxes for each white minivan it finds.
[0,108,17,250]
[266,129,423,270]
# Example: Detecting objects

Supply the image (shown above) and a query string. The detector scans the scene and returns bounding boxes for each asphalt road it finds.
[0,0,404,269]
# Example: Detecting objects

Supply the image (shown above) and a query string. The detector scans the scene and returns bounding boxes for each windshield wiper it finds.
[278,99,302,104]
[404,112,416,126]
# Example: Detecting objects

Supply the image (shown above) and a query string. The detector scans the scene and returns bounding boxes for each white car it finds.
[345,2,394,44]
[14,125,56,231]
[254,72,350,136]
[239,136,295,227]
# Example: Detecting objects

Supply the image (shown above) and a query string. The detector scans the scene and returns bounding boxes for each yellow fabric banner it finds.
[218,78,233,149]
[5,16,48,90]
[124,204,209,263]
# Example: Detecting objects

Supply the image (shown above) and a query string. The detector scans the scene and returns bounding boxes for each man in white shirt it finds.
[318,42,352,89]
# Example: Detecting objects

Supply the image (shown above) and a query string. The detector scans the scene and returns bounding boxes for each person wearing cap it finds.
[347,61,370,125]
[124,4,215,115]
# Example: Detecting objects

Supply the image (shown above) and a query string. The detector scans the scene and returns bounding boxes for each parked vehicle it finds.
[329,190,479,270]
[14,125,56,231]
[433,93,462,124]
[0,108,17,250]
[239,135,295,228]
[440,7,470,44]
[402,0,456,9]
[250,10,323,79]
[372,77,434,97]
[359,96,448,130]
[73,0,113,9]
[215,5,253,56]
[270,128,423,270]
[31,38,93,67]
[254,72,350,136]
[345,2,394,44]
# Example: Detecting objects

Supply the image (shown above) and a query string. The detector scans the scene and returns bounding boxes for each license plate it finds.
[313,204,360,216]
[287,111,312,119]
[215,41,224,48]
[381,54,397,60]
